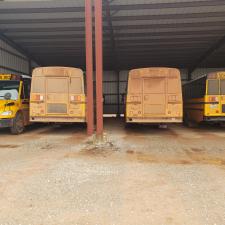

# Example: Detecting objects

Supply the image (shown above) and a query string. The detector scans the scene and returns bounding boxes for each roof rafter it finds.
[189,34,225,77]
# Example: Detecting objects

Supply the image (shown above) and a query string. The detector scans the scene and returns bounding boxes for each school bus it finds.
[183,71,225,126]
[30,67,86,123]
[125,67,183,124]
[0,74,31,134]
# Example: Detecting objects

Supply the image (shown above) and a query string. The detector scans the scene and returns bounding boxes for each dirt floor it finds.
[0,118,225,225]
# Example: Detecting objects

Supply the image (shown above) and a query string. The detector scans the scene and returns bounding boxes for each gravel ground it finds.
[0,119,225,225]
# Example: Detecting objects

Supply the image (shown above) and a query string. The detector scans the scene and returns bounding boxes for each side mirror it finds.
[4,92,11,100]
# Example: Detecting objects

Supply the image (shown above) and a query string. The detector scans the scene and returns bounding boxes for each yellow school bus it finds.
[0,74,31,134]
[30,67,86,123]
[183,71,225,126]
[125,67,183,124]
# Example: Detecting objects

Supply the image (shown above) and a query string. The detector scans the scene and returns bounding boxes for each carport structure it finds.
[0,0,225,135]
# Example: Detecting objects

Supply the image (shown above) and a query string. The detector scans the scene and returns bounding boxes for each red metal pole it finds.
[85,0,94,135]
[95,0,103,136]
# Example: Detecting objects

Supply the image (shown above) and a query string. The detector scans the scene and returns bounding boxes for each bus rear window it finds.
[220,80,225,95]
[208,80,219,95]
[70,77,82,94]
[128,78,142,94]
[32,77,45,93]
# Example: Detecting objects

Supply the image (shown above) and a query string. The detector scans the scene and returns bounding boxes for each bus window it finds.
[128,78,141,94]
[168,78,180,94]
[70,77,82,94]
[32,77,45,93]
[23,81,31,99]
[220,80,225,95]
[208,80,219,95]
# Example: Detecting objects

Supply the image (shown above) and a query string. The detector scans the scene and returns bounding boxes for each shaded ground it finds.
[0,118,225,225]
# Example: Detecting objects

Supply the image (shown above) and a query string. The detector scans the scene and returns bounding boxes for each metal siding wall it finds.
[103,71,118,114]
[0,38,30,75]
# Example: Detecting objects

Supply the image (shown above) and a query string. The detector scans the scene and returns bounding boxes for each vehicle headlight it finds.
[1,111,13,116]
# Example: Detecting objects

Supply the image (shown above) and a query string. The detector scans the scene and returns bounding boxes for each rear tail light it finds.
[33,94,44,101]
[70,95,81,102]
[76,95,81,101]
[209,96,218,102]
[130,96,141,102]
[169,95,177,102]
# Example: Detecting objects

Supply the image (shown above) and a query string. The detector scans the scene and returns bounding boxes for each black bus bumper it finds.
[204,116,225,122]
[0,119,13,128]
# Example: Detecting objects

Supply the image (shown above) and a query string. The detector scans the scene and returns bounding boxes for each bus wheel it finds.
[184,114,197,128]
[183,114,189,126]
[10,112,24,135]
[220,122,225,128]
[187,120,198,128]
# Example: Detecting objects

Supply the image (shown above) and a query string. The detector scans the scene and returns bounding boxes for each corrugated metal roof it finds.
[0,0,225,71]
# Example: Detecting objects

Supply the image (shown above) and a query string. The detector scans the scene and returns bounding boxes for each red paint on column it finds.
[95,0,103,135]
[85,0,94,135]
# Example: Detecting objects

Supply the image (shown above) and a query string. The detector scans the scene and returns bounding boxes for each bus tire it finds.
[183,114,189,126]
[10,112,25,135]
[184,114,197,128]
[220,122,225,128]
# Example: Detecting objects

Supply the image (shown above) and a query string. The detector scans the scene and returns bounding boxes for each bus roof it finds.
[129,67,180,78]
[32,66,83,77]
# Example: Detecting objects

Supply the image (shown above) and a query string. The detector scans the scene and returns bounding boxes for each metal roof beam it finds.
[8,29,225,40]
[189,34,225,75]
[109,0,225,11]
[1,11,225,25]
[3,20,225,34]
[0,0,223,14]
[112,12,225,21]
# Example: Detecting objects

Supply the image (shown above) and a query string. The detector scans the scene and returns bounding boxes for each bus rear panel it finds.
[30,67,86,123]
[183,71,225,124]
[126,67,183,124]
[204,72,225,121]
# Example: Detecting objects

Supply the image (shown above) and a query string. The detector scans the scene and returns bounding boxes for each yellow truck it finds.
[0,74,31,134]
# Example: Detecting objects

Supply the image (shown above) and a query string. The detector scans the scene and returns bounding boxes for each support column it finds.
[116,71,120,118]
[95,0,103,136]
[85,0,94,135]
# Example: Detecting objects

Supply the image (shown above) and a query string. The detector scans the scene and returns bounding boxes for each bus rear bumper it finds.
[30,117,86,123]
[0,118,13,128]
[203,116,225,122]
[126,117,182,123]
